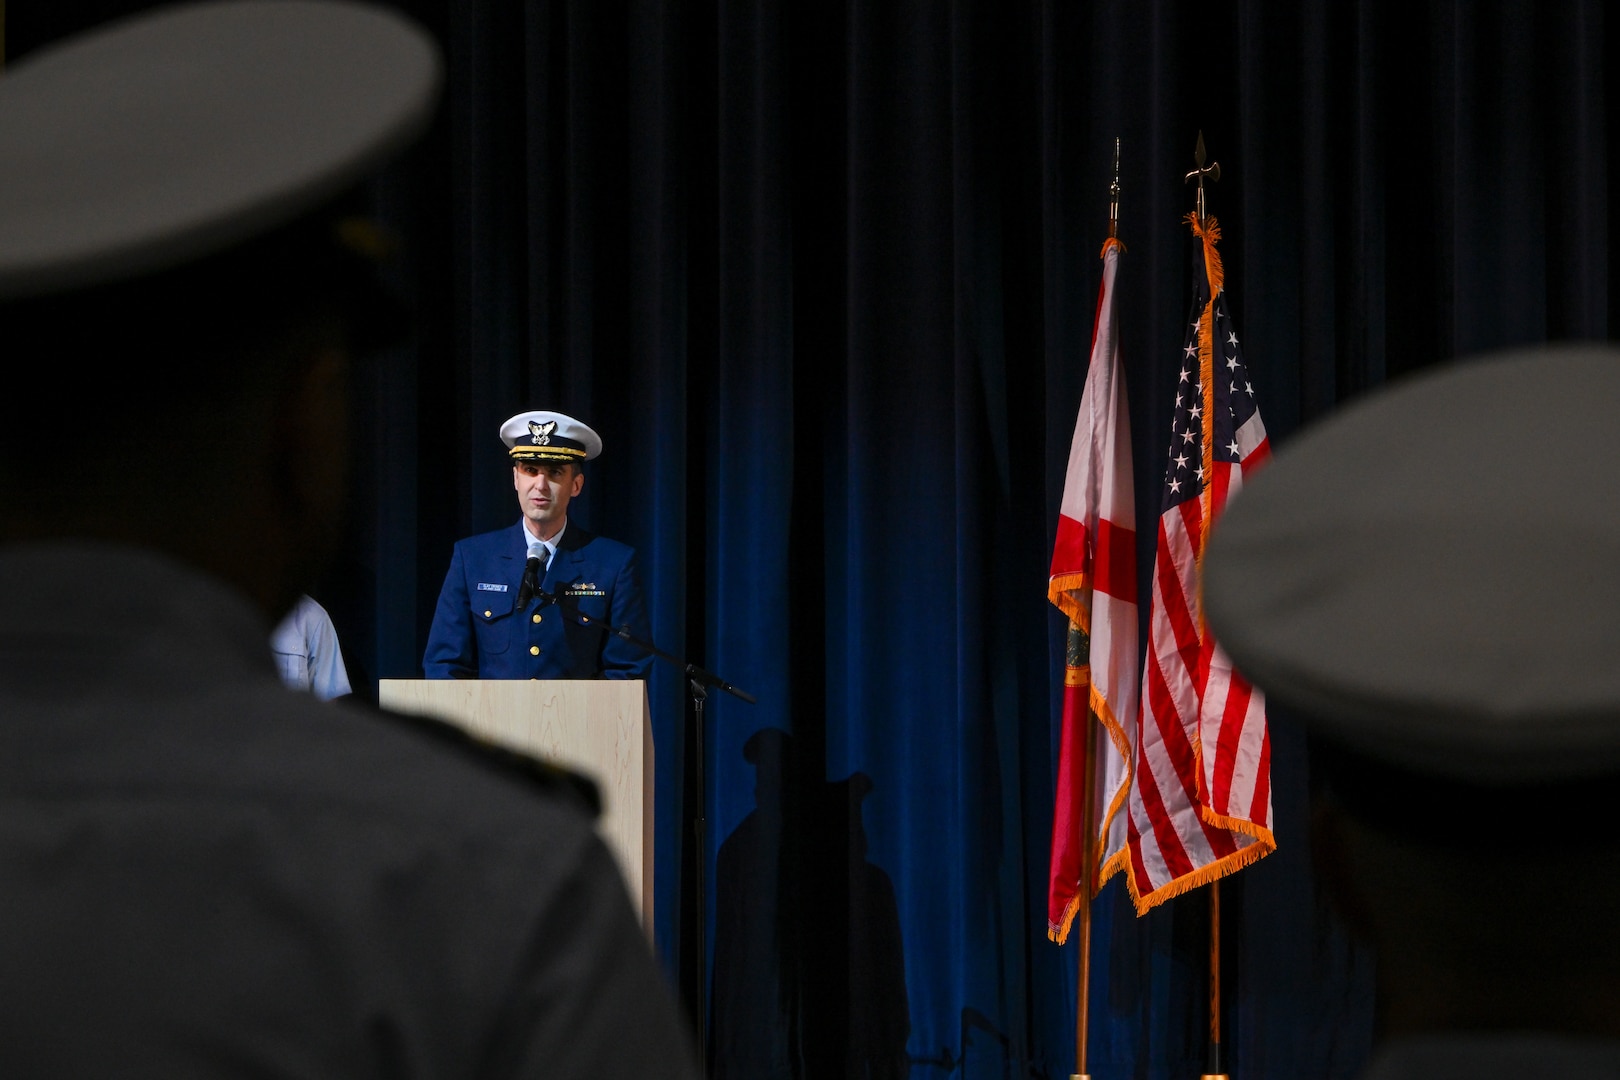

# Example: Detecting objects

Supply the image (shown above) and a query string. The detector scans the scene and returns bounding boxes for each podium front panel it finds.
[378,679,652,925]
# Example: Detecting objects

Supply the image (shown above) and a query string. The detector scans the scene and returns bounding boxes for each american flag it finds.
[1125,215,1275,913]
[1047,238,1137,942]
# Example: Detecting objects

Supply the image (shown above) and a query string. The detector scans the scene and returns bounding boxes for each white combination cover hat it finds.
[500,411,603,463]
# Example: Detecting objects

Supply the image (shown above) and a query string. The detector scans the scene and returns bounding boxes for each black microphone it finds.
[516,542,545,608]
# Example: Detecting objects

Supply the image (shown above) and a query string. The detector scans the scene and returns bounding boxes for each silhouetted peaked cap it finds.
[742,728,791,765]
[0,1,441,300]
[1204,345,1620,783]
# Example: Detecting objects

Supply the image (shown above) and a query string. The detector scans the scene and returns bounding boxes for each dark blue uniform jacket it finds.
[424,521,651,679]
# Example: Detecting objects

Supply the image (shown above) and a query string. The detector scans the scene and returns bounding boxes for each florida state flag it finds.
[1047,237,1138,942]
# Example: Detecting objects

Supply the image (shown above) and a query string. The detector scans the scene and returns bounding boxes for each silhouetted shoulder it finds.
[346,697,602,817]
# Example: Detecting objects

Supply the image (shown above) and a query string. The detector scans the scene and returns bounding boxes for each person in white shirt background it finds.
[271,595,352,700]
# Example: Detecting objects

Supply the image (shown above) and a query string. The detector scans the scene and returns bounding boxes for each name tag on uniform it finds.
[476,582,508,592]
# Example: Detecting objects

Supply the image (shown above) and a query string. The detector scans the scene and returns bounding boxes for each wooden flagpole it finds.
[1184,130,1229,1080]
[1070,139,1122,1080]
[1202,880,1226,1080]
[1072,693,1097,1080]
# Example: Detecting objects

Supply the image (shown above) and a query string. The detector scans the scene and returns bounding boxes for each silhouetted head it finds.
[0,2,441,621]
[1205,345,1620,1043]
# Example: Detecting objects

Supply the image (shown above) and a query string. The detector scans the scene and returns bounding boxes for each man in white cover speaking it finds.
[423,409,652,680]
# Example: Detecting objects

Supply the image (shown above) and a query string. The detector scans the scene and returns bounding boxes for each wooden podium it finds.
[377,679,653,925]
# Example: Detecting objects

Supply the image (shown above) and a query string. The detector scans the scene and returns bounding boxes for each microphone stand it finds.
[536,587,754,1075]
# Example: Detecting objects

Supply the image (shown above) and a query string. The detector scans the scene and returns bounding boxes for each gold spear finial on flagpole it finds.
[1184,130,1220,223]
[1107,137,1122,240]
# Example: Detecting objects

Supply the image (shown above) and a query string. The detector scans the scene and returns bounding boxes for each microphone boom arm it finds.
[536,587,757,704]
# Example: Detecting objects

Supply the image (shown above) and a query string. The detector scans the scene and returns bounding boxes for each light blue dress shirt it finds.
[271,594,352,700]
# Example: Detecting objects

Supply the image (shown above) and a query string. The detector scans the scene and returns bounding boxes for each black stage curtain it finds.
[10,2,1618,1076]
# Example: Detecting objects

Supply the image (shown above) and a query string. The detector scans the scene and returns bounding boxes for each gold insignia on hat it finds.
[500,410,601,461]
